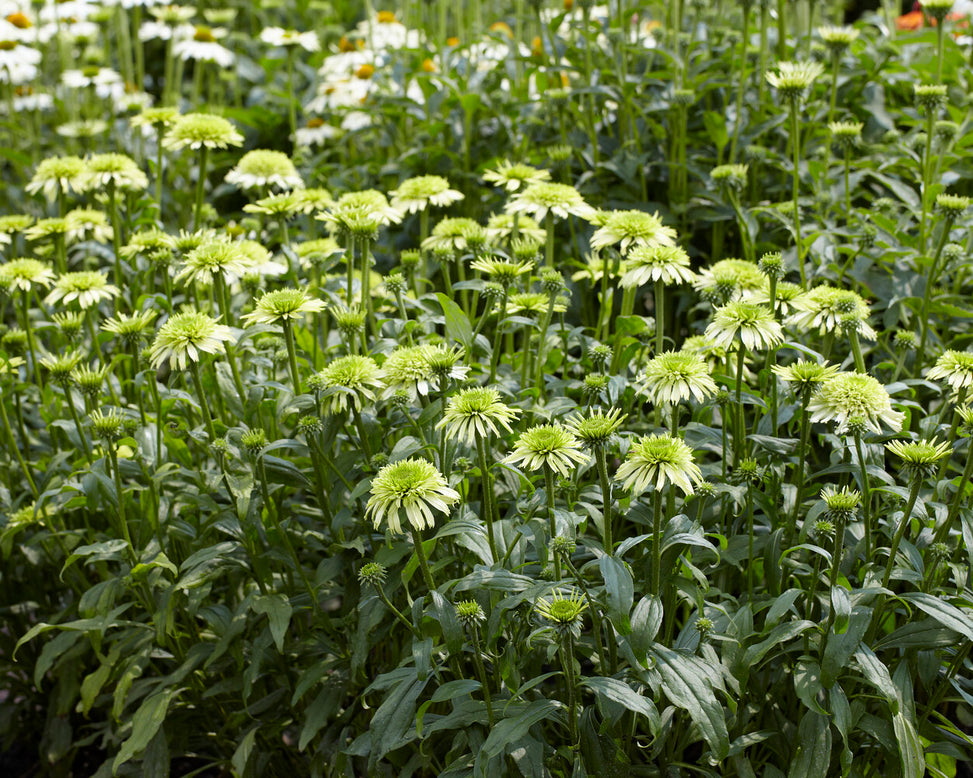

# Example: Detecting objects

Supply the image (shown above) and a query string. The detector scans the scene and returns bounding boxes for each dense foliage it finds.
[2,0,973,776]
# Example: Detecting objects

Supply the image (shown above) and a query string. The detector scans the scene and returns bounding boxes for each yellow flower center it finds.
[6,12,31,29]
[490,21,513,38]
[355,63,375,79]
[421,58,437,73]
[193,25,216,42]
[306,117,325,128]
[0,40,16,50]
[377,11,397,23]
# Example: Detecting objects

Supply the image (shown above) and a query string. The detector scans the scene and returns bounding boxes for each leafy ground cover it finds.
[2,0,973,776]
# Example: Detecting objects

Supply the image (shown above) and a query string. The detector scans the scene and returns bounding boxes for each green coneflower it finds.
[421,343,470,386]
[914,83,948,113]
[639,350,718,406]
[821,485,861,521]
[0,215,33,244]
[242,193,303,218]
[507,291,568,315]
[927,350,973,393]
[772,360,840,396]
[26,155,87,201]
[565,407,626,449]
[83,153,148,192]
[765,61,825,101]
[243,289,326,326]
[45,271,120,309]
[390,175,464,214]
[88,408,124,442]
[922,0,956,23]
[615,433,703,496]
[175,239,250,287]
[128,106,181,133]
[147,311,235,370]
[505,182,595,222]
[319,190,402,238]
[162,112,244,150]
[41,352,82,386]
[120,228,177,262]
[470,255,533,285]
[807,372,905,434]
[829,121,863,150]
[225,150,304,192]
[102,309,158,348]
[886,438,951,481]
[23,218,69,244]
[817,24,860,52]
[482,160,551,192]
[788,285,877,341]
[503,424,588,478]
[535,588,587,636]
[381,344,436,399]
[421,217,481,254]
[71,364,108,400]
[705,301,783,351]
[486,212,546,245]
[711,164,749,191]
[693,258,765,304]
[64,209,112,243]
[0,258,55,292]
[51,311,85,342]
[620,245,695,289]
[365,457,460,535]
[437,387,520,445]
[589,209,677,255]
[315,354,385,414]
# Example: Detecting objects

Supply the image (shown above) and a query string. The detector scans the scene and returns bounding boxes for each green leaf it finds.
[893,711,924,778]
[629,596,662,663]
[899,592,973,641]
[831,587,851,635]
[703,111,730,152]
[743,620,816,668]
[650,646,729,760]
[599,556,634,635]
[436,292,473,352]
[298,686,342,751]
[251,594,292,653]
[231,727,258,777]
[481,700,561,759]
[854,646,898,712]
[114,688,176,772]
[787,712,832,778]
[821,606,870,688]
[581,677,659,731]
[793,659,829,717]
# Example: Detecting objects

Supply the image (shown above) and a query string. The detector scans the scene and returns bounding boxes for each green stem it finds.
[595,446,613,553]
[282,320,301,395]
[0,396,37,496]
[853,432,872,559]
[193,145,209,232]
[651,490,663,597]
[476,435,500,564]
[469,627,495,726]
[189,361,217,440]
[545,465,561,581]
[790,98,805,288]
[410,526,437,591]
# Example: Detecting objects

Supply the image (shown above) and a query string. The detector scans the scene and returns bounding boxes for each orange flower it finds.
[896,10,924,29]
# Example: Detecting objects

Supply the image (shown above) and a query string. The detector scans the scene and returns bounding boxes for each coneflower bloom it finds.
[365,458,460,534]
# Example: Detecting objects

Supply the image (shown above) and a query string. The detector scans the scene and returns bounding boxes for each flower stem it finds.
[469,627,495,726]
[189,361,217,441]
[595,446,613,553]
[545,464,561,581]
[282,319,302,395]
[193,145,209,232]
[410,526,437,591]
[789,98,806,288]
[476,435,500,564]
[853,432,872,559]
